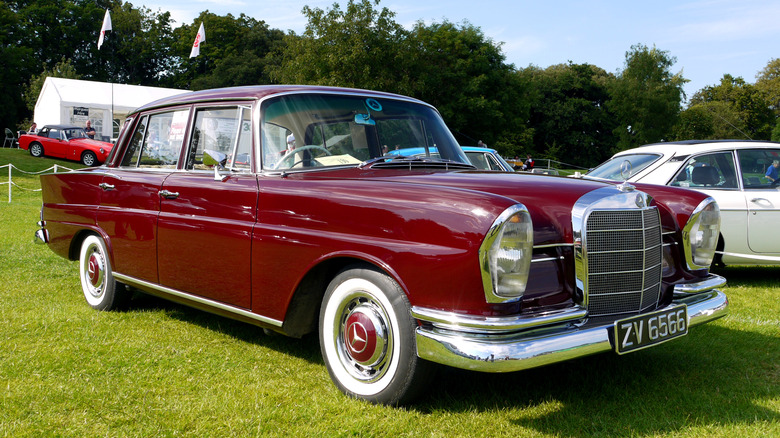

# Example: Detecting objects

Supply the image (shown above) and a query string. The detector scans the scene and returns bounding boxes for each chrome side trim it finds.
[113,272,283,327]
[411,306,587,334]
[716,251,780,263]
[673,274,727,297]
[533,243,574,249]
[414,289,728,373]
[531,256,564,263]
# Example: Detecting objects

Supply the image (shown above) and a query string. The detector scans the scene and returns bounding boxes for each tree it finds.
[405,20,528,153]
[521,63,617,167]
[669,105,714,140]
[21,57,81,124]
[755,58,780,115]
[688,74,773,140]
[267,0,408,91]
[0,2,33,130]
[609,44,686,151]
[166,11,285,90]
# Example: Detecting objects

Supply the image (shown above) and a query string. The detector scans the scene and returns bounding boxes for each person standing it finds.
[766,160,780,182]
[84,120,96,139]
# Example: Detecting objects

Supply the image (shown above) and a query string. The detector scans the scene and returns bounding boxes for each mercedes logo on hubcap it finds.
[347,321,368,354]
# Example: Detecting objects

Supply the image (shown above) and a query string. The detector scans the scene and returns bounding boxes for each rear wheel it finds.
[81,151,98,166]
[79,234,129,311]
[29,142,43,157]
[319,265,433,405]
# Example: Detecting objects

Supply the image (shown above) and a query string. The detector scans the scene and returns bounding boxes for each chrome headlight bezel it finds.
[682,197,721,270]
[479,204,533,303]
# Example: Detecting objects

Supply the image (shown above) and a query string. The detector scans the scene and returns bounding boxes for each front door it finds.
[156,105,256,309]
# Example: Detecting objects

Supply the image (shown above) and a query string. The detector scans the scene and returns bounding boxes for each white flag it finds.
[97,9,112,50]
[189,22,206,58]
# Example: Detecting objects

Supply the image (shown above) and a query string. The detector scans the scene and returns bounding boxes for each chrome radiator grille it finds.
[585,208,662,317]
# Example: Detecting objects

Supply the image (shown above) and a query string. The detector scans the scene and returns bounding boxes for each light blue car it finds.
[387,146,515,171]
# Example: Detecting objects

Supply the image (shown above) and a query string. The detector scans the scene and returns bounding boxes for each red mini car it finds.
[34,86,728,405]
[19,125,113,166]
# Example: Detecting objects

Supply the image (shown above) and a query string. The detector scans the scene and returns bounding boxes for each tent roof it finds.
[39,77,190,112]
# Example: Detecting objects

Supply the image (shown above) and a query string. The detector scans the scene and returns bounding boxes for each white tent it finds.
[34,77,190,141]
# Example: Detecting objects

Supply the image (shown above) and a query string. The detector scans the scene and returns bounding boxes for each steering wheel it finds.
[273,145,331,170]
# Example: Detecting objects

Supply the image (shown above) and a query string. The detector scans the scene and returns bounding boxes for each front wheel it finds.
[319,265,433,405]
[29,142,43,157]
[79,234,129,311]
[81,151,98,166]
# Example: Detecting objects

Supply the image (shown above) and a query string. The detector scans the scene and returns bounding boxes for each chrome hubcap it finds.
[84,247,105,297]
[336,296,391,382]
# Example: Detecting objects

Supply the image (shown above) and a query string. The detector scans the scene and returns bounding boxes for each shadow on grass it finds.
[712,265,780,287]
[124,290,323,365]
[418,323,778,435]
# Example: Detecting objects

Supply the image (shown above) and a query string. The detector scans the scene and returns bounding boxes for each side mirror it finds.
[203,149,228,181]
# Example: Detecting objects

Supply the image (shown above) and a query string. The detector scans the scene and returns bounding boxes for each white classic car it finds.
[586,140,780,266]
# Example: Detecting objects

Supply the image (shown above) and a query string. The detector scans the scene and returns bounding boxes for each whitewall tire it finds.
[78,234,129,311]
[319,265,433,405]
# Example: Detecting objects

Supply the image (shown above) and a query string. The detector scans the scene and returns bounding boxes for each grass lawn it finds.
[1,149,778,437]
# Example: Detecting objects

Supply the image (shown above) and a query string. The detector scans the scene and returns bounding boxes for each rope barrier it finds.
[1,163,74,202]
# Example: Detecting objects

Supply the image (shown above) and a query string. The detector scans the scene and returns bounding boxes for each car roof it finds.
[621,139,780,156]
[132,85,427,115]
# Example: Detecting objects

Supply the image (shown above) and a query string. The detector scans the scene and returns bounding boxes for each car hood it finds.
[302,168,710,244]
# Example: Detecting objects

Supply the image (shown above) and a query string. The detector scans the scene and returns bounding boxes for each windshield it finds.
[261,93,468,171]
[64,128,87,140]
[587,153,661,180]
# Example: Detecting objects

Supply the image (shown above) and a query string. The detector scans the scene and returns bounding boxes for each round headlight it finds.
[480,205,533,303]
[682,198,720,270]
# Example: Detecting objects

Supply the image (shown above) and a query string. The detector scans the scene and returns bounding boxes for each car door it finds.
[96,112,183,283]
[668,150,748,256]
[157,105,257,309]
[44,128,67,158]
[737,148,780,254]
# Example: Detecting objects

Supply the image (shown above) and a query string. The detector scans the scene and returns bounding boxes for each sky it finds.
[139,0,780,101]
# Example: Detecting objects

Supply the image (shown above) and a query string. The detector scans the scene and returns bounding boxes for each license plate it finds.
[614,305,688,354]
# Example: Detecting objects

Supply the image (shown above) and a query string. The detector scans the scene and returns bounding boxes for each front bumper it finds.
[412,275,728,373]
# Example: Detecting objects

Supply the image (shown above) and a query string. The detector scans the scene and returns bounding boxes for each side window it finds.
[120,116,148,167]
[738,149,780,188]
[137,110,189,168]
[670,151,738,189]
[187,106,251,170]
[48,129,60,139]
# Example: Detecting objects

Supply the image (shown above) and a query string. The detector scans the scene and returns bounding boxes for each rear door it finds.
[737,148,780,254]
[96,110,189,283]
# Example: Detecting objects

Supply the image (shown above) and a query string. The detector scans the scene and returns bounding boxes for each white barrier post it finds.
[7,164,11,203]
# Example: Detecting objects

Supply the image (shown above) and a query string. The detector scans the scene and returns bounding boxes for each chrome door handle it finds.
[750,198,768,203]
[159,190,180,199]
[99,183,115,190]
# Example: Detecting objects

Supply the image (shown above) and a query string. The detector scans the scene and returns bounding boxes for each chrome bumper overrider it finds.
[34,221,48,245]
[412,275,728,373]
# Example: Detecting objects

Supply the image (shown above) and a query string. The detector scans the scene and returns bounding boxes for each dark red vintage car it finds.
[34,86,728,405]
[19,125,113,166]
